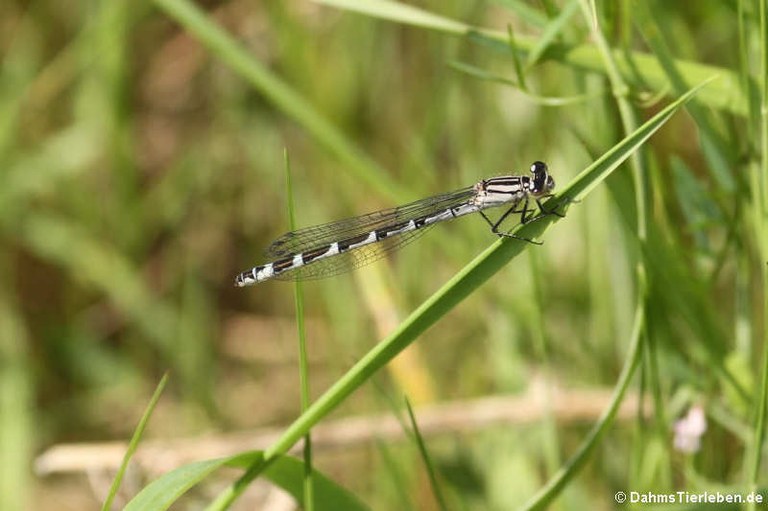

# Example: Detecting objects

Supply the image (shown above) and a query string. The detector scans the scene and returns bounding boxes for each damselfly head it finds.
[530,161,554,195]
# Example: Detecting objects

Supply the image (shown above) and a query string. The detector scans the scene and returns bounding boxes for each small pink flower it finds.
[673,405,707,454]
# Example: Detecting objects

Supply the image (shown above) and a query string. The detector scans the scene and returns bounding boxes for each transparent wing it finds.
[266,186,476,258]
[270,225,436,281]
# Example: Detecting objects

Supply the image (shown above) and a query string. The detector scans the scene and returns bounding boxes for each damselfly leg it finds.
[479,198,539,244]
[478,193,567,245]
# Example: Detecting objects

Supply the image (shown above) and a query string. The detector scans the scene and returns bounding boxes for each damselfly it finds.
[235,161,557,286]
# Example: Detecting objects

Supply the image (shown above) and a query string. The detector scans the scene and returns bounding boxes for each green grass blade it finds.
[210,78,713,508]
[314,0,473,33]
[747,0,768,503]
[448,60,599,106]
[520,304,645,511]
[317,0,745,115]
[102,373,169,511]
[124,452,369,511]
[125,458,238,511]
[525,0,579,68]
[404,398,447,511]
[285,150,314,511]
[505,24,529,90]
[257,456,370,511]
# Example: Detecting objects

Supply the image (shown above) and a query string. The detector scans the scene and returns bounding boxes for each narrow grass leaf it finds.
[102,373,169,511]
[525,0,579,68]
[285,150,314,511]
[505,24,528,90]
[256,456,369,511]
[314,0,472,34]
[520,305,645,511]
[562,79,717,201]
[124,452,368,511]
[125,458,235,511]
[449,60,599,106]
[404,398,447,511]
[747,0,768,499]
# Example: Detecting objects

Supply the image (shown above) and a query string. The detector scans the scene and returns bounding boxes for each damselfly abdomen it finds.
[235,161,556,286]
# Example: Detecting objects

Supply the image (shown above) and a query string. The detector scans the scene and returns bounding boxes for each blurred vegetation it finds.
[1,0,767,509]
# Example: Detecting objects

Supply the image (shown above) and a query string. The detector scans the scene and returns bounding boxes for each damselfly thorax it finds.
[235,161,556,286]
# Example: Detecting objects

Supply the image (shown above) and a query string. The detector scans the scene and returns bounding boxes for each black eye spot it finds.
[530,161,548,174]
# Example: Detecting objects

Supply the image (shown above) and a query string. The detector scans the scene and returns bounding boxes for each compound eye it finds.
[530,161,548,174]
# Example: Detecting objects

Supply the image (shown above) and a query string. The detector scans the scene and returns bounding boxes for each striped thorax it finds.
[474,160,554,208]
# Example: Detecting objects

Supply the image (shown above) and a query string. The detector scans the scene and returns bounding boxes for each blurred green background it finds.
[2,0,766,509]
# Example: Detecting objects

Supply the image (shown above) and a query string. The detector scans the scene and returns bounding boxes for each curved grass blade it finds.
[210,78,716,508]
[448,60,599,106]
[525,0,580,68]
[123,452,368,511]
[519,305,644,511]
[102,373,169,511]
[125,458,236,511]
[317,0,743,116]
